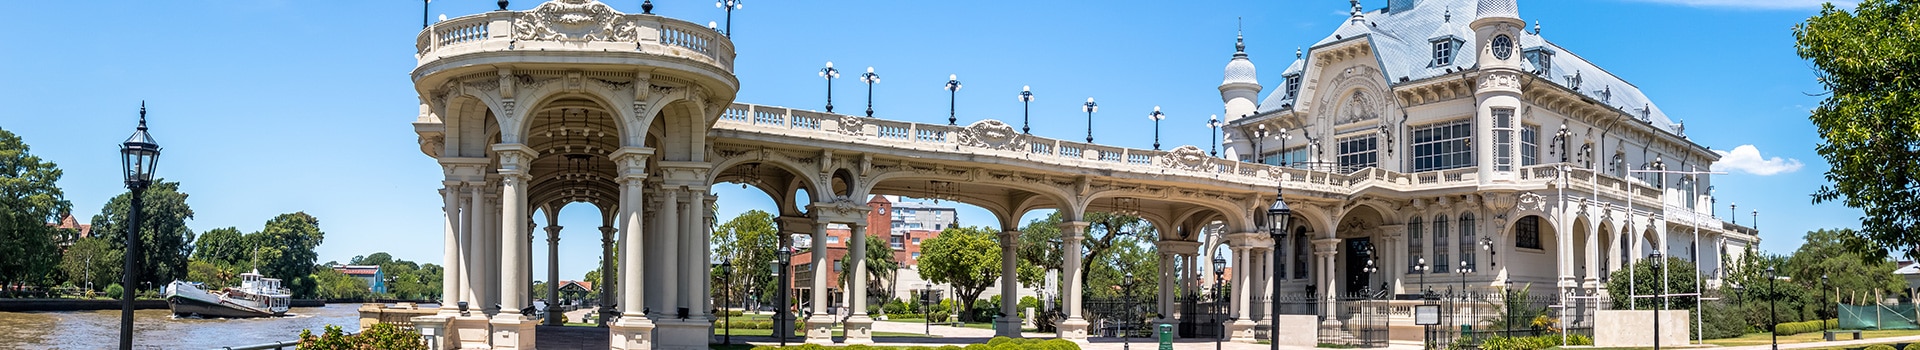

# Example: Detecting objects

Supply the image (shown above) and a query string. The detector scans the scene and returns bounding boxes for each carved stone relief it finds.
[956,120,1027,151]
[512,0,635,42]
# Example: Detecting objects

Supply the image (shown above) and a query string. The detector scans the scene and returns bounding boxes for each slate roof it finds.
[1251,0,1682,135]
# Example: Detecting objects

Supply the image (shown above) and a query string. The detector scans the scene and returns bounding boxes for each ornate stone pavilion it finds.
[402,0,1759,349]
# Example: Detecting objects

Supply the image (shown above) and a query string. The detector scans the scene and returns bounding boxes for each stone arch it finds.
[504,75,645,145]
[706,152,827,201]
[443,95,500,158]
[652,99,707,162]
[1080,191,1249,234]
[1570,214,1593,283]
[1506,214,1559,286]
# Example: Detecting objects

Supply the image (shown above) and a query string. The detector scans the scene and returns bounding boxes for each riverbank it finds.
[0,298,326,311]
[0,303,363,349]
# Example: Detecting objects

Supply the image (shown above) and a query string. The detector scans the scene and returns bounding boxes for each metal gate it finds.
[1179,289,1229,338]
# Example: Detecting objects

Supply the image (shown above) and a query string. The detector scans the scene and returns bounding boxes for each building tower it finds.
[1219,29,1261,161]
[1472,0,1526,184]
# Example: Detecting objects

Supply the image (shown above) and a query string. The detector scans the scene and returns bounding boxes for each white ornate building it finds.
[400,0,1760,348]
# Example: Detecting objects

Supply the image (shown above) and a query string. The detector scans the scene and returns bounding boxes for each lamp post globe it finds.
[715,0,742,37]
[118,103,161,350]
[1207,115,1222,157]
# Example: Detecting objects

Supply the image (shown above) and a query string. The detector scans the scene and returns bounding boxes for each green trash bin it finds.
[1158,324,1173,350]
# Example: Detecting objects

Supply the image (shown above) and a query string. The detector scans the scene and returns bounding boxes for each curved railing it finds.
[714,103,1678,211]
[415,3,734,73]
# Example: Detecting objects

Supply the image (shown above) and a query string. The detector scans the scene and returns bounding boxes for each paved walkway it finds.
[1708,334,1920,350]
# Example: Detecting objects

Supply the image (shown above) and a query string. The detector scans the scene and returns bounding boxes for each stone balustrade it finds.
[414,1,734,73]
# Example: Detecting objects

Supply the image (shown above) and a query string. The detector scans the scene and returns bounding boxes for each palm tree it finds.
[838,235,899,312]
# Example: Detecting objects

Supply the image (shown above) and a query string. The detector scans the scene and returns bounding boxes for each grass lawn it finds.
[1703,329,1920,347]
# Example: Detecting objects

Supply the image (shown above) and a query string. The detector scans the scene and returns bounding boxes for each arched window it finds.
[1460,213,1477,271]
[1516,216,1543,249]
[1293,227,1309,279]
[1434,215,1450,273]
[1408,217,1424,275]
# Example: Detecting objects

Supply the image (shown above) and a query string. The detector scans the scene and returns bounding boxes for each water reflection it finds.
[0,303,376,349]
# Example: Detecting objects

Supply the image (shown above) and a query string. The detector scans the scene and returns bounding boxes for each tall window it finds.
[1285,74,1302,99]
[1337,135,1379,171]
[1408,217,1424,275]
[1294,233,1309,279]
[1460,213,1477,271]
[1432,40,1454,66]
[1493,108,1516,171]
[1516,216,1542,249]
[1681,175,1698,209]
[1522,125,1540,166]
[1433,215,1450,273]
[1263,146,1311,166]
[1411,120,1474,172]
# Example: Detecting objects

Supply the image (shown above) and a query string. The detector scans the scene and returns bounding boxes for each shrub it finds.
[1903,343,1920,350]
[1864,345,1897,350]
[298,323,425,350]
[105,284,123,299]
[884,299,910,315]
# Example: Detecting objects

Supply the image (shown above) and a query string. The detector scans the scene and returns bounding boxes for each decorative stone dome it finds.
[1222,34,1258,86]
[1477,0,1518,19]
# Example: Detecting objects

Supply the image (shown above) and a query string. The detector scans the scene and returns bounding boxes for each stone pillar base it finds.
[451,315,492,350]
[994,316,1023,337]
[410,314,454,350]
[1056,318,1089,340]
[652,318,714,350]
[489,313,537,350]
[1228,320,1258,343]
[609,314,655,350]
[803,314,836,344]
[843,315,875,344]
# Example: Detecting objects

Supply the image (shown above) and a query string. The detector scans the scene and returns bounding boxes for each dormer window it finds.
[1432,40,1455,66]
[1524,48,1555,74]
[1284,74,1301,99]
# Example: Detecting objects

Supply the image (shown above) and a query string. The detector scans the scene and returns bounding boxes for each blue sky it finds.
[0,0,1858,280]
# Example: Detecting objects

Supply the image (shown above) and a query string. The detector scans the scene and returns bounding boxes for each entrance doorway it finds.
[1343,238,1374,296]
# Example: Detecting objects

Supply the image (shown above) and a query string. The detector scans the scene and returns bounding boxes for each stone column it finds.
[1157,250,1173,325]
[1056,221,1090,339]
[1259,248,1275,326]
[804,218,834,344]
[607,148,654,350]
[843,222,875,344]
[1229,244,1255,342]
[659,189,681,317]
[482,192,501,315]
[995,230,1022,337]
[1585,216,1602,290]
[545,225,563,326]
[1314,238,1341,328]
[440,184,464,315]
[598,225,616,327]
[464,184,485,311]
[490,145,535,350]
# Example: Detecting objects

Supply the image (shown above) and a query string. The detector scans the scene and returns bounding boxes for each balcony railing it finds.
[415,2,734,72]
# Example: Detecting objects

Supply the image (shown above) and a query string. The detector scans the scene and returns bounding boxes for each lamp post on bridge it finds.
[715,0,742,37]
[861,67,880,118]
[1149,106,1166,151]
[1018,86,1035,134]
[1083,98,1098,143]
[819,62,840,113]
[118,102,162,350]
[945,75,962,125]
[1207,115,1222,157]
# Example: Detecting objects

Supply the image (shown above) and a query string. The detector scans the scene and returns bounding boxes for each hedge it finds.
[720,320,776,329]
[1904,343,1919,350]
[1771,319,1840,336]
[1476,334,1593,350]
[1864,345,1896,350]
[748,337,1079,350]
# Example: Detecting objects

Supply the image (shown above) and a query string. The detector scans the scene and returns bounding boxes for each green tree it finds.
[1784,228,1907,318]
[186,260,235,290]
[1797,0,1920,261]
[90,180,195,296]
[1015,211,1160,299]
[919,226,1001,322]
[193,227,252,267]
[311,267,370,300]
[1605,256,1699,311]
[255,212,325,298]
[711,210,778,307]
[59,237,121,293]
[0,128,70,296]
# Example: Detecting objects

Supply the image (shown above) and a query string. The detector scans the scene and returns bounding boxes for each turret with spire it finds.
[1220,19,1261,125]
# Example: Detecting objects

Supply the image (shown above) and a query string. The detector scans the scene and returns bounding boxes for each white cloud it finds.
[1712,145,1804,176]
[1622,0,1853,10]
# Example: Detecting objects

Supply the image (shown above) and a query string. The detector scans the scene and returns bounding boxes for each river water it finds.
[0,303,375,349]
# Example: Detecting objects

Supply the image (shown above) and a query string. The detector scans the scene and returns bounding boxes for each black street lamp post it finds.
[774,247,791,346]
[1767,266,1777,350]
[1413,258,1430,349]
[1123,272,1136,350]
[860,67,880,118]
[1207,115,1222,157]
[1503,280,1514,339]
[1083,98,1098,143]
[715,0,742,37]
[1651,253,1664,350]
[819,62,839,113]
[1018,86,1034,134]
[118,103,161,350]
[1457,261,1470,341]
[1214,255,1228,350]
[1265,183,1291,350]
[1149,106,1166,151]
[945,75,962,125]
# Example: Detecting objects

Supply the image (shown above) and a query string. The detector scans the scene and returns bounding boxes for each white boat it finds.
[164,270,291,318]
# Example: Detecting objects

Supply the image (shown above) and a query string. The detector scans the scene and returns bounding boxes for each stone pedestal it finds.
[1594,310,1690,347]
[410,314,454,350]
[609,315,656,350]
[653,318,714,350]
[490,313,537,350]
[451,315,492,350]
[1228,319,1258,343]
[1270,315,1319,347]
[994,316,1024,337]
[1057,318,1090,340]
[804,314,836,344]
[844,315,875,344]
